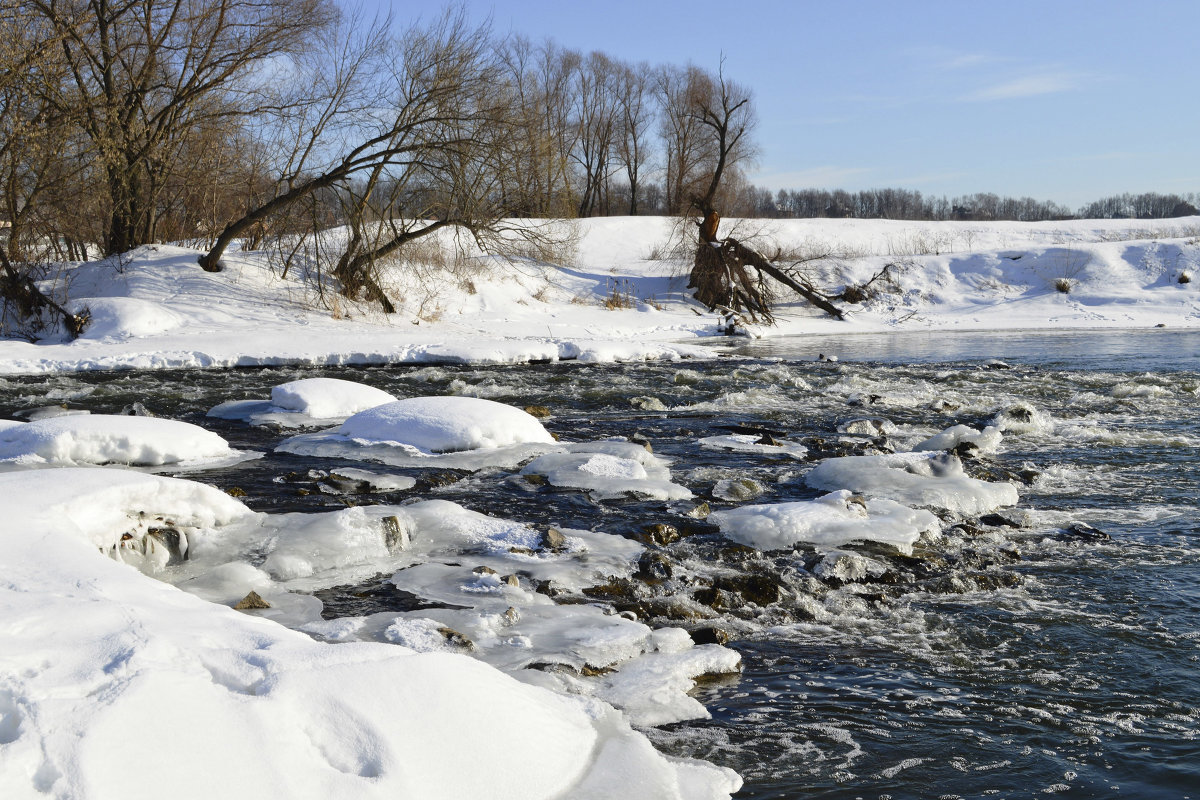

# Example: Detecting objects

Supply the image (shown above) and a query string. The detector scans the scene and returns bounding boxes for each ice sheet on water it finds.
[0,413,252,469]
[521,441,692,500]
[805,452,1019,516]
[709,490,939,554]
[698,433,808,459]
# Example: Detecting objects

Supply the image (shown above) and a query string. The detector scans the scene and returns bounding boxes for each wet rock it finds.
[636,550,674,581]
[437,626,475,651]
[501,574,521,587]
[638,523,680,546]
[685,502,711,520]
[755,433,781,446]
[541,527,567,551]
[712,478,764,502]
[689,627,731,646]
[321,473,372,494]
[418,470,467,490]
[692,586,736,611]
[635,597,715,622]
[839,417,893,436]
[503,606,520,623]
[1000,404,1034,423]
[952,440,980,459]
[630,396,667,411]
[629,432,654,452]
[930,398,961,413]
[716,574,783,606]
[146,527,188,565]
[1058,522,1110,542]
[234,591,271,610]
[523,405,552,418]
[381,515,410,552]
[1017,467,1041,484]
[582,578,640,602]
[225,487,247,498]
[521,473,548,487]
[471,565,498,576]
[120,402,157,417]
[979,512,1025,528]
[983,360,1013,370]
[534,579,560,597]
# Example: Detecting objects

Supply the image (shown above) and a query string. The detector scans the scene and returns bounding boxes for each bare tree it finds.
[25,0,335,256]
[613,60,654,215]
[198,10,529,315]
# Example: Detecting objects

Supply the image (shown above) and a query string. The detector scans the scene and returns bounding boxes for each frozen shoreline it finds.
[2,215,1197,376]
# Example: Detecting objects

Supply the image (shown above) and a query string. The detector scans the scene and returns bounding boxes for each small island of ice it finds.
[805,451,1019,516]
[209,377,397,427]
[709,490,939,554]
[0,413,243,468]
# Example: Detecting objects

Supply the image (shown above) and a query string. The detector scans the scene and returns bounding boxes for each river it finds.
[2,328,1197,798]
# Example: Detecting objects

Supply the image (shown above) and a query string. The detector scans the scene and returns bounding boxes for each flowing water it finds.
[2,328,1198,798]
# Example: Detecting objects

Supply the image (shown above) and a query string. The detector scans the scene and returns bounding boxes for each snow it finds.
[521,441,692,500]
[5,214,1199,799]
[0,468,742,799]
[340,396,556,453]
[0,413,245,468]
[805,451,1020,517]
[209,377,397,427]
[1,216,1197,375]
[709,490,940,554]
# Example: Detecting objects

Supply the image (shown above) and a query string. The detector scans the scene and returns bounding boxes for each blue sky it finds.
[367,0,1198,209]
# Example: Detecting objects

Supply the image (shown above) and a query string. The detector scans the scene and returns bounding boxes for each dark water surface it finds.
[2,328,1197,798]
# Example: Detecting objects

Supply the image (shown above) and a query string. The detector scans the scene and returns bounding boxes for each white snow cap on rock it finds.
[338,396,556,453]
[0,413,237,467]
[709,490,938,554]
[805,451,1019,516]
[270,377,397,419]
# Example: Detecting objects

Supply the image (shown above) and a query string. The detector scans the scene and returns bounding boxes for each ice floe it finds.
[521,441,692,500]
[805,452,1019,516]
[709,490,938,554]
[913,424,1003,455]
[697,433,808,459]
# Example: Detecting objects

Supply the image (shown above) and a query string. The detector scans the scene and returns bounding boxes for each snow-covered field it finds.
[1,216,1198,798]
[2,215,1197,374]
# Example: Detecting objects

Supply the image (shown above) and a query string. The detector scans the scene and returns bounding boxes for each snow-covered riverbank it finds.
[2,216,1199,799]
[2,215,1197,374]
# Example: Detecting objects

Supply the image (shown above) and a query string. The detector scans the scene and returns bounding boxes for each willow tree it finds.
[682,64,845,324]
[198,10,530,314]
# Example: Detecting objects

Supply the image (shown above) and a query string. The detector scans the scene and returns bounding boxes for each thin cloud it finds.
[966,71,1082,101]
[750,166,871,189]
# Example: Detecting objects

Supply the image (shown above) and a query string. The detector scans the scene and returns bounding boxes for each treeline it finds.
[0,0,758,268]
[2,0,1197,275]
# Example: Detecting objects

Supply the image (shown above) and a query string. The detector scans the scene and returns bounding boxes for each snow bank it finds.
[0,469,742,799]
[0,413,242,467]
[805,452,1019,516]
[710,490,939,554]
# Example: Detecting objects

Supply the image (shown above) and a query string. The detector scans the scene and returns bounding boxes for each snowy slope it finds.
[0,215,1197,373]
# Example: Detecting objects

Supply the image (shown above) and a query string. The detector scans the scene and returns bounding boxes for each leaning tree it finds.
[681,65,845,325]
